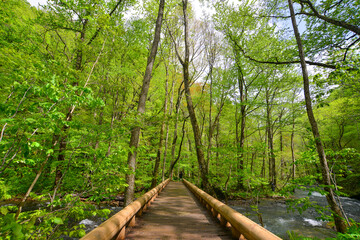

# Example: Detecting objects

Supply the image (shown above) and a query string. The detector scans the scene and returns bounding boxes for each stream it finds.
[229,190,360,239]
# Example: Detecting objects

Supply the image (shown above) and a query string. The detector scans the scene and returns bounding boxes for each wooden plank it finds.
[81,179,170,240]
[125,181,233,240]
[183,179,282,240]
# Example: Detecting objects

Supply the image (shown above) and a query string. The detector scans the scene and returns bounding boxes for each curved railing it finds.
[81,179,170,240]
[183,179,282,240]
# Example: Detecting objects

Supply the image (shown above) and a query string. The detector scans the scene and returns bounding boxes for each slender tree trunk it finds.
[162,124,170,181]
[234,51,247,190]
[163,73,175,181]
[151,68,169,188]
[169,86,183,179]
[291,124,296,180]
[54,19,88,188]
[261,127,267,178]
[288,0,347,232]
[266,89,276,190]
[16,140,58,220]
[206,64,213,172]
[168,119,186,177]
[178,0,211,193]
[93,87,107,163]
[251,151,256,174]
[291,108,296,181]
[151,121,165,188]
[107,90,119,157]
[215,122,220,171]
[279,110,284,180]
[124,0,165,206]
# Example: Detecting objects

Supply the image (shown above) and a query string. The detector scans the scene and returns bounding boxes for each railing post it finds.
[81,179,170,240]
[137,209,143,217]
[219,215,231,228]
[211,208,218,218]
[128,216,136,227]
[230,225,241,239]
[115,227,126,240]
[182,179,281,240]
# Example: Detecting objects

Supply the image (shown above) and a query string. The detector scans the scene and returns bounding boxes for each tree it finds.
[124,0,165,206]
[287,0,348,233]
[170,0,212,192]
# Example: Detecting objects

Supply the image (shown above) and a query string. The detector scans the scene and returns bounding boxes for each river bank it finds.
[228,189,360,239]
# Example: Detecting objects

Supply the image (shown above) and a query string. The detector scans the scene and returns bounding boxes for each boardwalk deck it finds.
[125,181,233,240]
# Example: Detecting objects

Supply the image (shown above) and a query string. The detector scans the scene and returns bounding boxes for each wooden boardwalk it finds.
[125,181,233,240]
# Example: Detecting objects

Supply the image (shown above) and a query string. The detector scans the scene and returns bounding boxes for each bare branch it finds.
[228,34,337,69]
[11,86,32,118]
[0,123,7,143]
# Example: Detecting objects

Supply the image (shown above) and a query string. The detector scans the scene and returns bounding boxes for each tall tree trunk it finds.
[279,110,284,180]
[162,71,175,181]
[169,85,183,179]
[175,0,211,193]
[206,64,213,172]
[261,127,267,178]
[168,118,186,177]
[291,120,296,181]
[234,52,247,190]
[250,151,256,174]
[54,18,89,188]
[106,90,119,157]
[266,89,276,190]
[124,0,165,206]
[288,0,347,232]
[291,91,296,181]
[93,87,107,163]
[151,67,169,188]
[215,122,220,171]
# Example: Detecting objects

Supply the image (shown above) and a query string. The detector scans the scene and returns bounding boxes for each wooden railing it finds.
[183,179,282,240]
[81,179,170,240]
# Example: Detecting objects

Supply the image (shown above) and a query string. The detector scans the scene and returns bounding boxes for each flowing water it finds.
[229,190,360,239]
[62,205,122,239]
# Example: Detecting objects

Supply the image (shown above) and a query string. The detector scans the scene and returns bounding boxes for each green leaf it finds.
[30,142,41,148]
[46,149,54,155]
[0,207,8,215]
[0,118,15,123]
[13,223,24,239]
[53,217,63,225]
[78,229,86,237]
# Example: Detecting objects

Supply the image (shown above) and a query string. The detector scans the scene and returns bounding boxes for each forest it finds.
[0,0,359,239]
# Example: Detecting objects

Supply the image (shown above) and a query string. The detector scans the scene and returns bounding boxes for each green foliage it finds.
[0,195,111,239]
[335,225,360,240]
[286,195,332,221]
[287,230,321,240]
[0,179,11,201]
[0,0,359,238]
[287,225,360,240]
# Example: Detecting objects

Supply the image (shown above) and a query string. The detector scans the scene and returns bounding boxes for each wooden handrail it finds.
[81,179,170,240]
[183,179,282,240]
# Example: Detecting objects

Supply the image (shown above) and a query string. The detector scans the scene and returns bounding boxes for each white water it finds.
[79,219,96,226]
[303,218,323,227]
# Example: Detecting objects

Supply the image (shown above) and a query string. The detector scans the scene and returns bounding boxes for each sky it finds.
[26,0,301,34]
[28,0,47,7]
[27,0,211,19]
